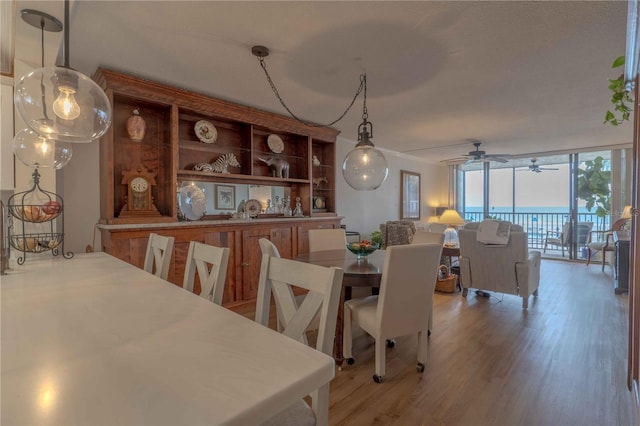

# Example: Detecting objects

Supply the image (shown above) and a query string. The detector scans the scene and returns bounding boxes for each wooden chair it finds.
[544,221,593,257]
[182,241,230,305]
[586,218,629,270]
[343,243,442,383]
[308,228,347,252]
[255,254,344,426]
[143,233,175,280]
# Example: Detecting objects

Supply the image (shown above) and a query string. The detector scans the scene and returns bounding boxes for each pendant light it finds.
[341,75,388,191]
[14,2,111,143]
[11,9,73,169]
[13,128,72,170]
[252,46,388,190]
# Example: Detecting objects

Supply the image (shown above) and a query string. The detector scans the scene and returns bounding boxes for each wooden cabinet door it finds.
[241,225,295,301]
[241,228,272,301]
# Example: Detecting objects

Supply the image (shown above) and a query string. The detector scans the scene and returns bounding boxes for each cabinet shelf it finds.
[94,67,337,225]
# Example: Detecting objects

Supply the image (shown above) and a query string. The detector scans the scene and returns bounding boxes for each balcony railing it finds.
[461,211,610,252]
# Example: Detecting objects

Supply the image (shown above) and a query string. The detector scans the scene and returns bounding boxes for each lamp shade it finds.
[342,144,388,191]
[438,209,465,226]
[622,205,633,219]
[12,128,72,169]
[14,66,112,143]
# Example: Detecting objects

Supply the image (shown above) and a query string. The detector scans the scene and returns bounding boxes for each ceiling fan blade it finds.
[484,156,509,163]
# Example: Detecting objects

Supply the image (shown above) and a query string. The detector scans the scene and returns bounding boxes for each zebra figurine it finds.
[193,153,241,174]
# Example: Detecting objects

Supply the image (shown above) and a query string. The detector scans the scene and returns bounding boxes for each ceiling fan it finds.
[462,141,510,163]
[522,158,560,173]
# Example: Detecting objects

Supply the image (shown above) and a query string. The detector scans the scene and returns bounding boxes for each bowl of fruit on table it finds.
[346,240,379,258]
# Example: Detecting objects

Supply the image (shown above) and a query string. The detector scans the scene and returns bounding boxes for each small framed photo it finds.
[215,184,236,210]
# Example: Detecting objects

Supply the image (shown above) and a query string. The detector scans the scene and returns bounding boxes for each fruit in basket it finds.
[42,201,61,215]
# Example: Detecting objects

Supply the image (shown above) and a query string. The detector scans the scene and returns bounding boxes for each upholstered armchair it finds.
[380,220,416,247]
[458,222,541,309]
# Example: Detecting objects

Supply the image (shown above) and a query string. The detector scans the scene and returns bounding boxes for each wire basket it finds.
[9,233,64,253]
[8,203,63,223]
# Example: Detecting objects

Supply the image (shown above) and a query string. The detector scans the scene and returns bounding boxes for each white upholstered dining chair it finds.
[255,254,344,426]
[411,230,445,245]
[182,241,230,305]
[308,228,347,252]
[343,243,442,383]
[143,233,175,280]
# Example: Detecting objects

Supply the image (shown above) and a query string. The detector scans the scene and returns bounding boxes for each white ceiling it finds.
[12,1,634,164]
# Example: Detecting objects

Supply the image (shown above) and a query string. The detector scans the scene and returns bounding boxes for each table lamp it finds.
[439,209,465,247]
[622,205,633,219]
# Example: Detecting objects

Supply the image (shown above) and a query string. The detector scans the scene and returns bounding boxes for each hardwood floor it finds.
[328,259,633,425]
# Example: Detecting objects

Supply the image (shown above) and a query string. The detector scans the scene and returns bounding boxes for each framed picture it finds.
[215,184,236,210]
[401,170,421,220]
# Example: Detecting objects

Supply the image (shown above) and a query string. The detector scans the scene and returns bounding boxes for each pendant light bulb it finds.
[12,128,73,169]
[52,86,80,120]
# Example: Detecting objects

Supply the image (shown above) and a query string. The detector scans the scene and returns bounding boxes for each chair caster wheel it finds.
[346,358,355,365]
[417,362,425,373]
[386,339,395,348]
[373,374,383,383]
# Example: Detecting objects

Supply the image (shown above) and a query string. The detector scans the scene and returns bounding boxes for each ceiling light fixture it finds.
[251,45,388,191]
[11,9,72,169]
[14,1,111,143]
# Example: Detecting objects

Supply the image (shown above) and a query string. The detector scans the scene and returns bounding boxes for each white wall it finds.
[1,75,14,191]
[336,136,448,240]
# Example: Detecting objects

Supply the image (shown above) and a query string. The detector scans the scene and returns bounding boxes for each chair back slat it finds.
[256,255,343,355]
[143,233,175,280]
[183,241,230,305]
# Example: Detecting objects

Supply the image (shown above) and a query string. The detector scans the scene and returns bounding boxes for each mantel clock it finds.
[119,164,160,217]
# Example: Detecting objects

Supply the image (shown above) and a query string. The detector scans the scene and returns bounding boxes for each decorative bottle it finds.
[126,109,146,141]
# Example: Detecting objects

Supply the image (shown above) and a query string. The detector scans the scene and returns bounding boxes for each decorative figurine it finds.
[126,109,146,141]
[257,155,290,178]
[294,197,304,217]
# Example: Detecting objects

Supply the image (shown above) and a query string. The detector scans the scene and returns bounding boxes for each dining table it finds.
[1,252,335,425]
[294,249,386,366]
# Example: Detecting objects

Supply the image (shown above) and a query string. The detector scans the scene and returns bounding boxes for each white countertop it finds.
[97,216,342,230]
[1,252,334,425]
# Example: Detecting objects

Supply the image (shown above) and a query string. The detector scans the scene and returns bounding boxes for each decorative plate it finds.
[244,199,262,218]
[194,120,218,144]
[267,134,284,153]
[179,184,206,220]
[313,196,326,209]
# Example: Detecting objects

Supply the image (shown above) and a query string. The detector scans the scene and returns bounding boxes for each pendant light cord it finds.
[39,17,49,121]
[63,0,69,68]
[256,53,366,128]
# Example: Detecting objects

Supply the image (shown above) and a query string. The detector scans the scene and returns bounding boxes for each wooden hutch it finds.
[93,68,341,310]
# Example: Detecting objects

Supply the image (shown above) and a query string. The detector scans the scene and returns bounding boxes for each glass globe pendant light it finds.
[13,128,73,170]
[14,3,111,144]
[342,75,388,191]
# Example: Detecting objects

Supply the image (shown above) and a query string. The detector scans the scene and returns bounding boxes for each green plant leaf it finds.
[612,56,625,68]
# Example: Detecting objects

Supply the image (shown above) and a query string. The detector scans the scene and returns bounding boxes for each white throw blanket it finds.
[476,220,511,245]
